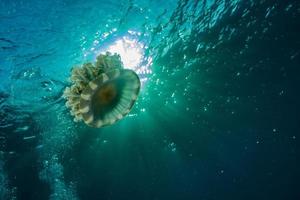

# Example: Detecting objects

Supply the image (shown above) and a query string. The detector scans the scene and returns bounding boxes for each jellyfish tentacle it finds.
[83,63,96,80]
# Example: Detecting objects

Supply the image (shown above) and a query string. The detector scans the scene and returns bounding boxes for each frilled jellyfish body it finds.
[63,53,140,128]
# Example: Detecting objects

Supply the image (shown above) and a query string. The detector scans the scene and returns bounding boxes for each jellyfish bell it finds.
[79,69,140,127]
[63,52,140,128]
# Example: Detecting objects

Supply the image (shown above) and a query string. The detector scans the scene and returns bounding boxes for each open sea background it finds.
[0,0,299,199]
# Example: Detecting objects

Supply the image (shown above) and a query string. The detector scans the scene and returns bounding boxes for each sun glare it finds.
[97,31,152,86]
[107,37,143,70]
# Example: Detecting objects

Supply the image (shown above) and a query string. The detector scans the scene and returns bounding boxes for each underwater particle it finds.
[167,142,176,152]
[63,52,141,128]
[285,4,293,11]
[23,135,36,140]
[14,126,30,133]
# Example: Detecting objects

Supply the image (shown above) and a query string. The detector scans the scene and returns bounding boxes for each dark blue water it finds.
[0,0,299,199]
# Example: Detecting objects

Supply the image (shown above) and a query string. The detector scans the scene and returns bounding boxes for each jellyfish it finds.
[63,52,140,128]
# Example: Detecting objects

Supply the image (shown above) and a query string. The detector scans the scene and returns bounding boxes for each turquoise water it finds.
[0,0,299,199]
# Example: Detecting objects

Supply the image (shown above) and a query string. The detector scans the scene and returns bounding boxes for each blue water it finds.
[0,0,299,199]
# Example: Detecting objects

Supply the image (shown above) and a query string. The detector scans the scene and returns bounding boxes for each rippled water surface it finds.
[0,0,299,199]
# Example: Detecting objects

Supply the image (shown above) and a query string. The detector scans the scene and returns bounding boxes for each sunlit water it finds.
[0,0,299,200]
